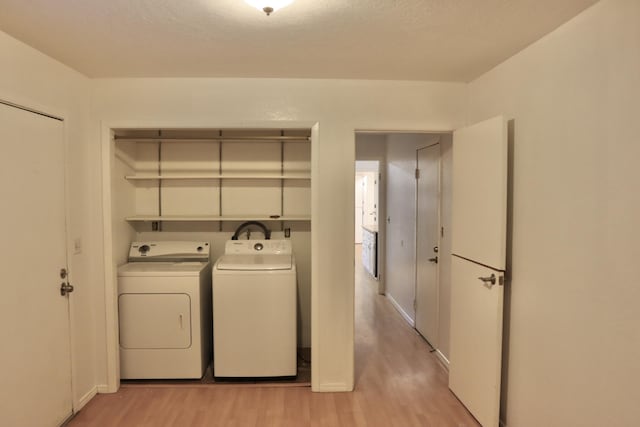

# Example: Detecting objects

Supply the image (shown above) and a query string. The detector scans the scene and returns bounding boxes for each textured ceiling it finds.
[0,0,598,81]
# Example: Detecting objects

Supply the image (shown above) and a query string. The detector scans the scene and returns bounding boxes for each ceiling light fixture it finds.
[244,0,294,16]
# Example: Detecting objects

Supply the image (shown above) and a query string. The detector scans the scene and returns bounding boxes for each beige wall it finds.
[91,79,467,391]
[467,0,640,425]
[0,32,100,408]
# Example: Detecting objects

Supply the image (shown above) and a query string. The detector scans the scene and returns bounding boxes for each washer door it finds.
[119,293,192,349]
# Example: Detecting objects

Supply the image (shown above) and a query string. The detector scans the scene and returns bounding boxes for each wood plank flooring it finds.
[68,247,478,426]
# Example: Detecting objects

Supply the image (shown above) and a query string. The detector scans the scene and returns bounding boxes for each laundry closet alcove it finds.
[104,126,313,388]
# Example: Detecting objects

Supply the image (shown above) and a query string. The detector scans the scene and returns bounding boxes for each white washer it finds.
[213,239,297,378]
[118,241,212,379]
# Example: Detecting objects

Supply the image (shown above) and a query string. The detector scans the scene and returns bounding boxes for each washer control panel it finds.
[225,239,291,255]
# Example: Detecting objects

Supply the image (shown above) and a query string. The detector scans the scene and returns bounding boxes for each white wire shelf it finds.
[125,215,311,222]
[124,174,311,181]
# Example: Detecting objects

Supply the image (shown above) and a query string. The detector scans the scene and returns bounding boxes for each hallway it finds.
[68,247,477,426]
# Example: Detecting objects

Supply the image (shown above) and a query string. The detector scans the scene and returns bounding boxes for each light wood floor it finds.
[68,247,478,426]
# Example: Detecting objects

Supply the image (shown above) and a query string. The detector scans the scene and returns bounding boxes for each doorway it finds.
[355,163,379,244]
[354,131,453,367]
[355,161,380,280]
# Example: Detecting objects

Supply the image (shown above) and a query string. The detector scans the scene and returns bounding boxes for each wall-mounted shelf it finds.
[125,215,311,222]
[124,174,311,181]
[115,136,309,143]
[114,128,311,226]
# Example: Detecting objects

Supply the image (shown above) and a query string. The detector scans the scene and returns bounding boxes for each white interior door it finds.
[415,144,440,345]
[0,103,73,426]
[450,116,508,427]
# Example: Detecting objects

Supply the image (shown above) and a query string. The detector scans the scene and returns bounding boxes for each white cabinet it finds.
[113,129,311,223]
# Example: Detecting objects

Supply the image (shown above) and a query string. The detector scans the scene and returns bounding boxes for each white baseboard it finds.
[96,384,112,394]
[435,349,450,369]
[75,387,97,412]
[314,382,352,392]
[386,293,415,327]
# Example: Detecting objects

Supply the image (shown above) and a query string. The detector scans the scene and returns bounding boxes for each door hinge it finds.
[415,168,420,179]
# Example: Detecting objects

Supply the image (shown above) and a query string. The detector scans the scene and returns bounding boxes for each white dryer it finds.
[118,241,212,379]
[213,239,297,378]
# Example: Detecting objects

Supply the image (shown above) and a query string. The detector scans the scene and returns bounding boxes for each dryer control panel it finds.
[224,239,292,255]
[128,241,210,262]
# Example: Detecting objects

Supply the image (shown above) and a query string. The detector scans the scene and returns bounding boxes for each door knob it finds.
[60,282,74,296]
[429,257,438,263]
[478,274,496,286]
[433,246,438,253]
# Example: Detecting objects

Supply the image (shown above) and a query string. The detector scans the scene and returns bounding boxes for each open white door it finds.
[0,103,73,426]
[450,116,507,427]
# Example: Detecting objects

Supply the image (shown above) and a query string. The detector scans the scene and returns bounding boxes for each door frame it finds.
[354,130,454,370]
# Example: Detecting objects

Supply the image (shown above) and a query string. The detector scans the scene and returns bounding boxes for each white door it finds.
[450,116,508,427]
[0,103,73,426]
[415,144,440,345]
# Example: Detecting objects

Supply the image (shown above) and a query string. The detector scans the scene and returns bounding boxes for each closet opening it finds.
[104,127,313,387]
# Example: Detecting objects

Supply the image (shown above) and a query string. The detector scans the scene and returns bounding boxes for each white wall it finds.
[91,79,467,391]
[356,134,387,160]
[0,32,99,408]
[384,134,440,323]
[467,0,640,425]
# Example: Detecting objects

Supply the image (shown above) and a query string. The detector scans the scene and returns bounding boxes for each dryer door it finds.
[119,293,192,349]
